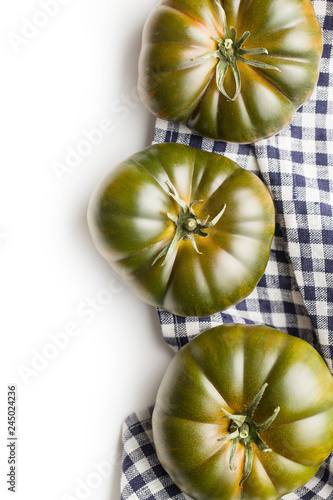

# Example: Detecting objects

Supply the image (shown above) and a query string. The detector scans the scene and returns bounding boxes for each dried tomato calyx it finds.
[218,383,280,486]
[152,180,226,266]
[192,1,280,101]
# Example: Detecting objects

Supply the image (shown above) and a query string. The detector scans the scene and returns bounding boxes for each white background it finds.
[0,1,174,499]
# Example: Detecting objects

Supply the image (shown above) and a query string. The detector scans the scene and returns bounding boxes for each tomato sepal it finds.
[152,180,226,266]
[219,383,280,485]
[191,2,280,101]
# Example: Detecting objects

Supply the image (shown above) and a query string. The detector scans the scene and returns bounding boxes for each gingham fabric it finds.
[121,1,333,498]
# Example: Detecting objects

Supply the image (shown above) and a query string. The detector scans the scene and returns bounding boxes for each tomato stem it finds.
[218,383,280,486]
[192,1,280,101]
[152,180,226,266]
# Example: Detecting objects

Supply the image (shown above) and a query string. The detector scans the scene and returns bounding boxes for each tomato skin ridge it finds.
[152,324,333,499]
[138,0,323,143]
[88,143,275,317]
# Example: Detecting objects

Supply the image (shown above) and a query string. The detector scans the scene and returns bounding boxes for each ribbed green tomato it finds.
[153,324,333,500]
[138,0,323,143]
[87,143,275,317]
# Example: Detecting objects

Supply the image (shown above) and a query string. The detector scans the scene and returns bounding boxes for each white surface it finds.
[0,1,174,499]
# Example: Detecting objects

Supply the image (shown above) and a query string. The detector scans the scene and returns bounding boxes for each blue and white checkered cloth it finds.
[121,1,333,498]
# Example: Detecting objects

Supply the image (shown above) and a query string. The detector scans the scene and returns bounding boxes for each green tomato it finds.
[138,0,322,143]
[153,324,333,499]
[88,143,275,317]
